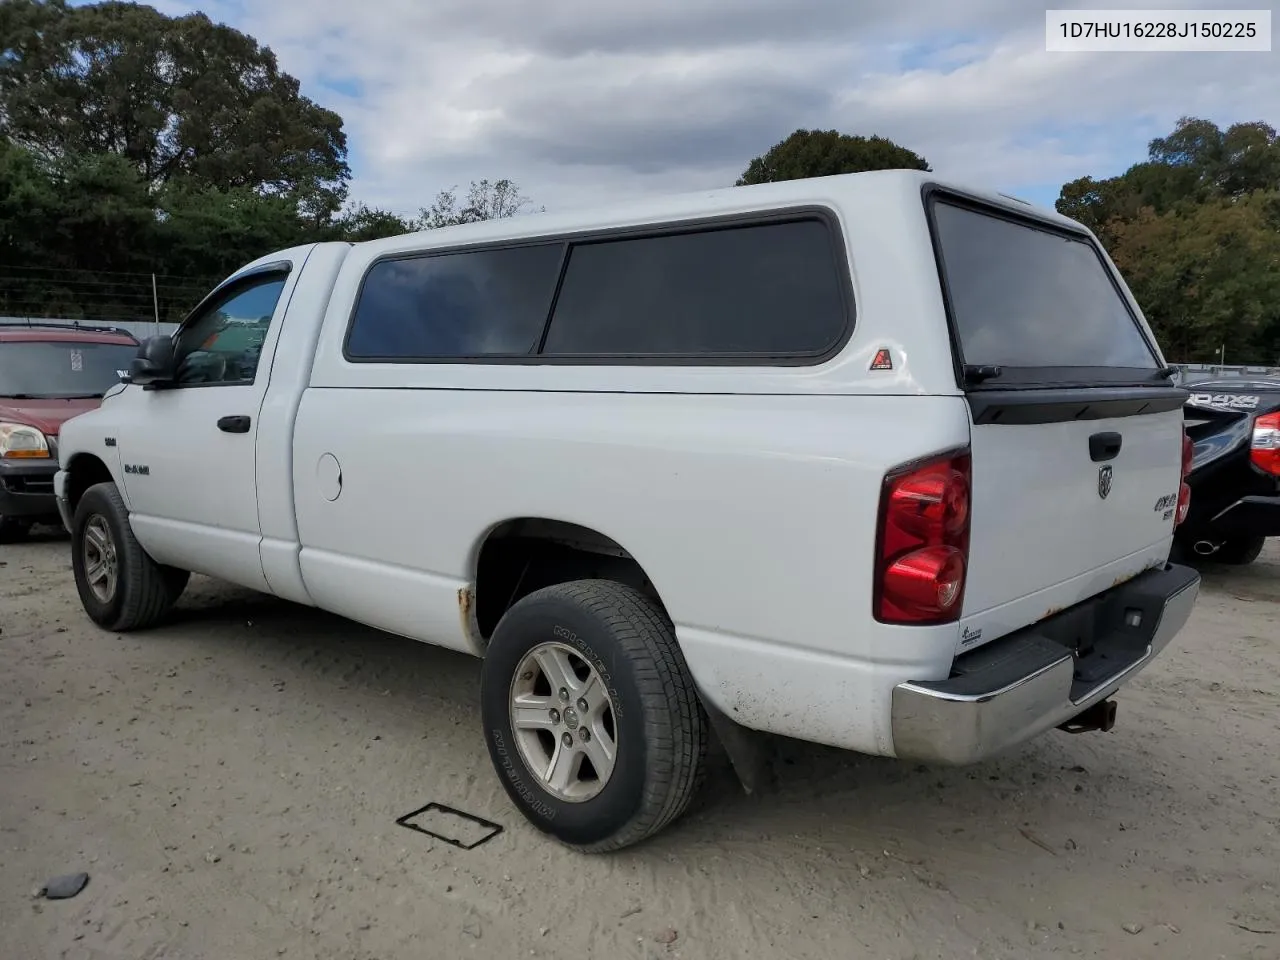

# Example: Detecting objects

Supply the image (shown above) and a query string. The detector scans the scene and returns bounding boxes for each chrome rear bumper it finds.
[891,564,1200,765]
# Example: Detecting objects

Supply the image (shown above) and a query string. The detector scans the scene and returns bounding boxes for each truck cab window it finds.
[172,275,288,386]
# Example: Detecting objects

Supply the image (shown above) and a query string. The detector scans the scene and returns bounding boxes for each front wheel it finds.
[480,579,708,852]
[71,482,189,631]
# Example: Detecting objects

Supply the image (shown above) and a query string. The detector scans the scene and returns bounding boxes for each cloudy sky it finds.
[144,0,1275,217]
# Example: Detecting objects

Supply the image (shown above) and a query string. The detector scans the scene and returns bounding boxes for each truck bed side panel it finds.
[291,389,971,752]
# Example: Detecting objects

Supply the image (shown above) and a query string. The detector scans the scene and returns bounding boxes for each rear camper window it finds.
[929,200,1159,382]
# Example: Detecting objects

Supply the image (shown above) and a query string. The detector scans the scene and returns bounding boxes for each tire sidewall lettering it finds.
[490,727,556,820]
[551,624,623,720]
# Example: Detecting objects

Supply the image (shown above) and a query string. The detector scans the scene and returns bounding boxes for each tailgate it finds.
[926,192,1186,652]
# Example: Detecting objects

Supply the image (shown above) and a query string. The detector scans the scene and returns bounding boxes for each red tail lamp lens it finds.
[875,451,971,625]
[1176,432,1193,527]
[1252,412,1280,477]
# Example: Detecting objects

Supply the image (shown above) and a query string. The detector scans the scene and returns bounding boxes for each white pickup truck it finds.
[55,170,1201,852]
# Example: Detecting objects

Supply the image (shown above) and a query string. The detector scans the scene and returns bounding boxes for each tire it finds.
[0,515,30,544]
[1213,535,1266,566]
[71,482,190,631]
[480,579,708,853]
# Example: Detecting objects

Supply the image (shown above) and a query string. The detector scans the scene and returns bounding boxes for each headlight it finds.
[0,421,51,459]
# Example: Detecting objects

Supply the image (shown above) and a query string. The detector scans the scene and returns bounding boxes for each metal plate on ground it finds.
[395,803,503,850]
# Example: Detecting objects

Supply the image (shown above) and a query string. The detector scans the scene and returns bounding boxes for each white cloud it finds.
[154,0,1278,217]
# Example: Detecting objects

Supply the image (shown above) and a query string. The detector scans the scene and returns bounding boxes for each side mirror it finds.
[128,335,176,388]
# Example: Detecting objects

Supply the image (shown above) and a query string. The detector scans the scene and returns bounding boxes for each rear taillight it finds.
[874,449,971,625]
[1176,432,1193,526]
[1252,412,1280,476]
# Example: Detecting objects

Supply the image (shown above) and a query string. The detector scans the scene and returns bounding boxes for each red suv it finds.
[0,322,140,541]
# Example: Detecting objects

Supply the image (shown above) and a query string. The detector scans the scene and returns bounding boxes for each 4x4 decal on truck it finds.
[1188,393,1259,410]
[124,463,150,476]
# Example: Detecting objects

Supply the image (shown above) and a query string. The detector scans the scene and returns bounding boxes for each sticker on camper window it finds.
[870,348,893,371]
[70,349,83,372]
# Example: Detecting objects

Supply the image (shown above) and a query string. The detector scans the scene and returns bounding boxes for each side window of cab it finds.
[172,273,288,387]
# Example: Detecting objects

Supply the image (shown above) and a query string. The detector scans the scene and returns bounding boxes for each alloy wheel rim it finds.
[508,641,619,802]
[82,515,118,604]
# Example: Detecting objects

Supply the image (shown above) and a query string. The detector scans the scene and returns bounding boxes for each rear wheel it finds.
[1213,535,1266,566]
[480,579,707,852]
[71,482,189,631]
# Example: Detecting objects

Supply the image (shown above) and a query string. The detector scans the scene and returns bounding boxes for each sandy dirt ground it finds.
[2,531,1278,960]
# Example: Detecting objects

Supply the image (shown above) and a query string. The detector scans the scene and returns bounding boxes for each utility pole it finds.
[151,273,161,336]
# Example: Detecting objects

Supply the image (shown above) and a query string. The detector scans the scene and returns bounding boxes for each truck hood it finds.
[0,396,101,435]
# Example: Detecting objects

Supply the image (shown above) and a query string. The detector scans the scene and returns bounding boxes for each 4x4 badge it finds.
[1098,464,1113,500]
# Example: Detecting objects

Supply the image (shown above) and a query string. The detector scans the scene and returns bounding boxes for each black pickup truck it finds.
[1177,378,1280,564]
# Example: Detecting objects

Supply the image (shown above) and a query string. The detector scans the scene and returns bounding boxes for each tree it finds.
[0,137,61,266]
[1056,162,1202,245]
[1,0,539,318]
[736,129,930,186]
[153,179,313,284]
[0,0,350,216]
[328,203,413,243]
[1148,116,1280,197]
[1053,116,1280,363]
[1056,117,1280,238]
[0,129,541,321]
[1106,193,1280,363]
[416,178,542,229]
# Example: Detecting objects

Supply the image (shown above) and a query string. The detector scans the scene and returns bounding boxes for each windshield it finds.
[0,340,137,398]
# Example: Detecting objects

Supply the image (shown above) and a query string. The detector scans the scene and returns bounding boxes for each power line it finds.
[0,276,217,294]
[0,264,226,283]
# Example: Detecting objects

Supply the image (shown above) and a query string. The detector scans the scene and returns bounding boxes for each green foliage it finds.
[1,0,350,215]
[1107,194,1280,362]
[154,179,310,280]
[328,203,414,243]
[0,137,60,263]
[736,129,930,186]
[0,2,536,324]
[1057,116,1280,362]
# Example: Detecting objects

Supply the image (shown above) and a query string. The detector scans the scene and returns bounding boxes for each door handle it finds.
[217,415,251,434]
[1089,431,1122,462]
